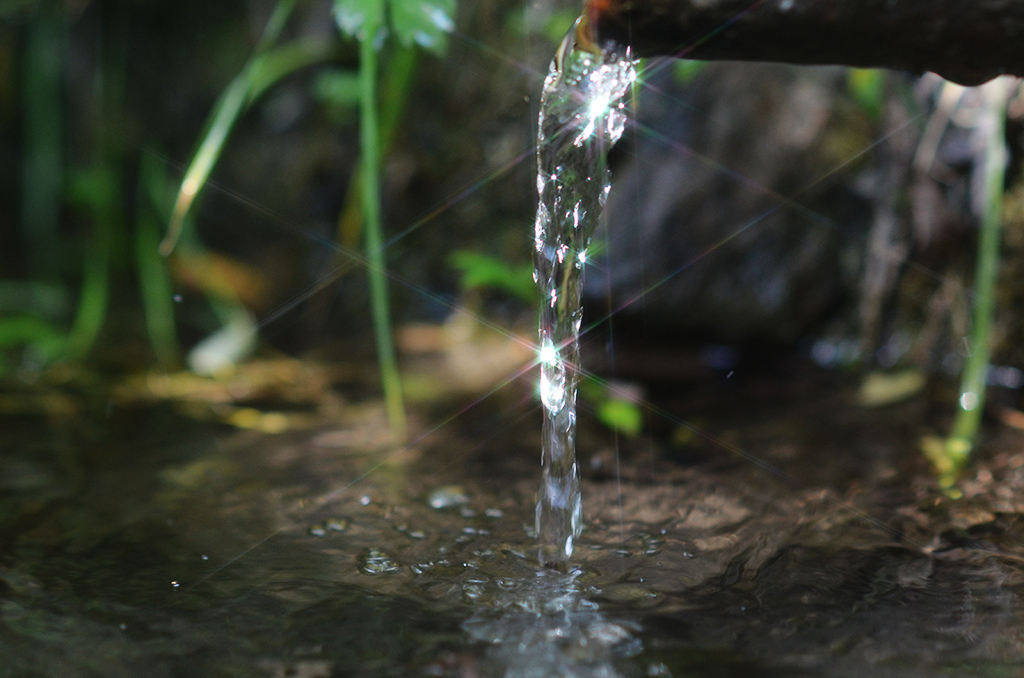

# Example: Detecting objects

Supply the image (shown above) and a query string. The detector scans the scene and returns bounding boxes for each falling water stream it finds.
[533,19,637,567]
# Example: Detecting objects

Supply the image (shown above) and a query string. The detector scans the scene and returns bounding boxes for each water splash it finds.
[534,19,637,567]
[462,570,640,678]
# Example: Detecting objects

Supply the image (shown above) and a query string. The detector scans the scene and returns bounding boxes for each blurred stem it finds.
[136,154,180,368]
[939,77,1013,486]
[65,13,126,361]
[64,214,112,360]
[21,0,64,283]
[337,45,418,249]
[359,35,406,437]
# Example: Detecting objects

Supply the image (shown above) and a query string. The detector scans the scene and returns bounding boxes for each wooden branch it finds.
[586,0,1024,84]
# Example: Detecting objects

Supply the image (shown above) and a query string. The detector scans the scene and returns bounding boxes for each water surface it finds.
[3,363,1024,677]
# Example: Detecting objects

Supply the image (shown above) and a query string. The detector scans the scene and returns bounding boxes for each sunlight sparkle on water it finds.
[539,339,558,367]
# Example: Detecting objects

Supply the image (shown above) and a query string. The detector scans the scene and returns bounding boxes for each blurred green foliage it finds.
[161,0,459,433]
[450,250,535,303]
[334,0,454,51]
[1,0,467,397]
[847,68,885,118]
[672,59,706,85]
[580,376,644,437]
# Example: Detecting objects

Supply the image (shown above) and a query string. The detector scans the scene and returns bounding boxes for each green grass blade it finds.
[160,72,252,257]
[160,0,300,256]
[249,38,348,101]
[160,36,343,257]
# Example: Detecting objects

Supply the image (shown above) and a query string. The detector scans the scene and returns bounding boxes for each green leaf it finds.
[391,0,455,53]
[334,0,455,53]
[333,0,386,39]
[597,398,643,437]
[450,250,535,303]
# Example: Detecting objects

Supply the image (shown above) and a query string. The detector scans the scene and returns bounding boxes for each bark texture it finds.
[587,0,1024,84]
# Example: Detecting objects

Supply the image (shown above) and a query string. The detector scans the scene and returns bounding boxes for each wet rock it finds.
[590,63,869,344]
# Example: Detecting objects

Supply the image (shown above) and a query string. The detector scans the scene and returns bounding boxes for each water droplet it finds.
[640,534,664,556]
[358,549,402,575]
[587,620,633,646]
[326,518,349,532]
[412,30,436,49]
[539,361,566,413]
[172,294,183,303]
[395,523,427,539]
[171,581,180,589]
[360,495,372,506]
[606,107,627,143]
[428,6,454,32]
[427,485,469,509]
[201,554,209,561]
[648,661,671,677]
[960,391,979,411]
[462,583,485,601]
